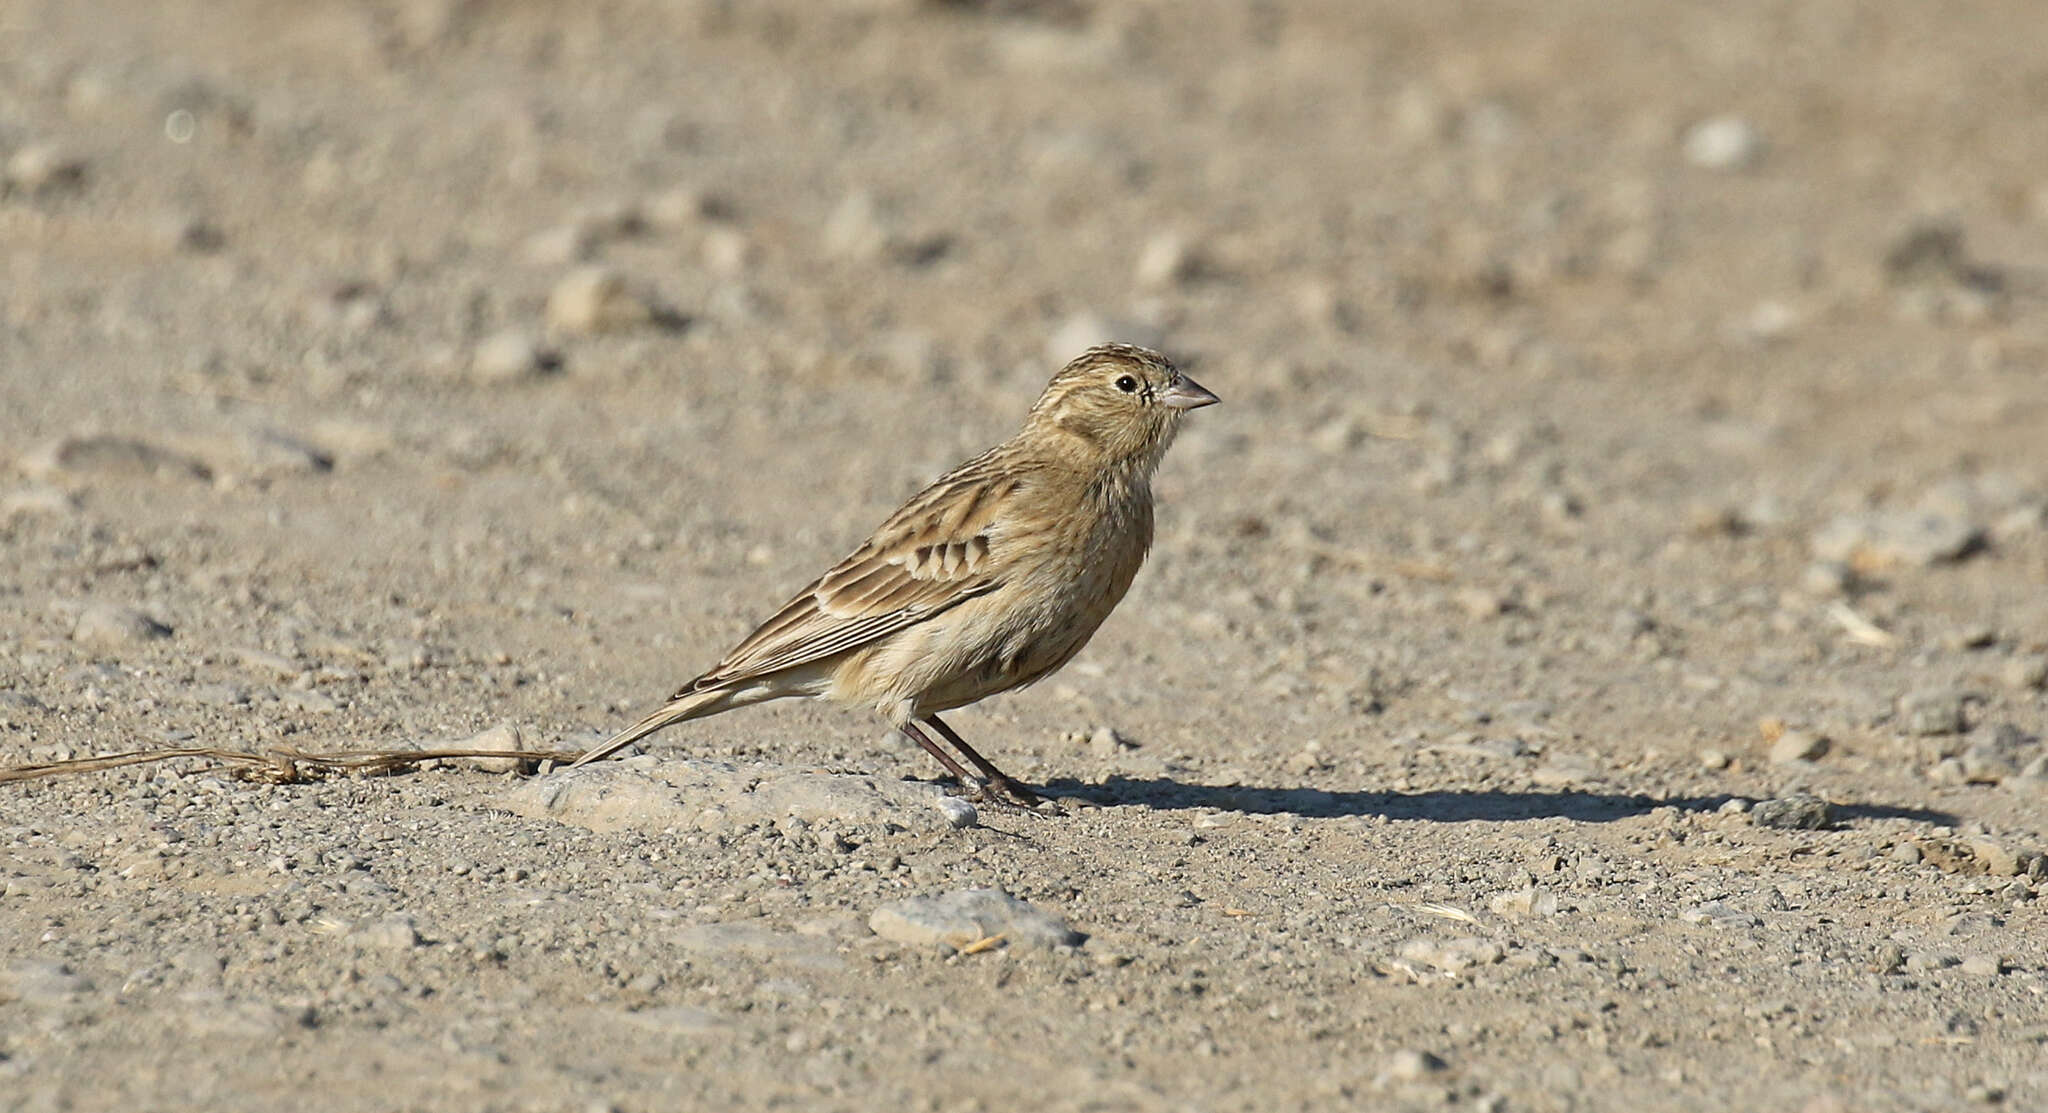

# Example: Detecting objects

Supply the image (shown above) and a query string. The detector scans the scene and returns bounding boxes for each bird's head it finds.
[1024,344,1219,470]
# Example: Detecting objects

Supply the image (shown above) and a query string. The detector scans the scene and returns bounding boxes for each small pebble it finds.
[1751,792,1833,830]
[2003,654,2048,692]
[351,914,422,949]
[1681,901,1759,929]
[1768,729,1830,765]
[546,267,652,335]
[470,331,556,382]
[1959,954,2004,977]
[1682,115,1766,171]
[868,888,1081,952]
[1379,1049,1449,1084]
[1959,724,2041,785]
[5,142,88,194]
[461,722,538,773]
[1966,839,2024,878]
[1898,688,1968,736]
[1799,561,1853,597]
[1087,725,1134,758]
[934,797,978,829]
[1812,510,1982,569]
[73,603,173,647]
[1395,937,1503,976]
[645,185,728,228]
[1944,626,1997,652]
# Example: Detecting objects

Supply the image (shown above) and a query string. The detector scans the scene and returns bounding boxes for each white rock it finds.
[1395,936,1503,976]
[5,142,87,193]
[1683,115,1766,170]
[1811,510,1981,568]
[73,603,173,646]
[868,888,1083,952]
[646,185,727,228]
[350,914,422,949]
[1378,1049,1449,1084]
[546,267,651,335]
[470,331,552,382]
[1768,729,1830,764]
[461,722,540,773]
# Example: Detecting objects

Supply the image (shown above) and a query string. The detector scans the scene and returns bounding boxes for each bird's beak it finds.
[1161,376,1220,411]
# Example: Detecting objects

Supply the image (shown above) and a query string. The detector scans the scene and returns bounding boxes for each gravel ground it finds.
[4,1,2047,1110]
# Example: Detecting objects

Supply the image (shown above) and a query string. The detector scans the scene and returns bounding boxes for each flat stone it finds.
[1811,510,1982,569]
[498,758,964,835]
[1681,901,1760,929]
[546,266,652,335]
[470,330,557,382]
[5,142,87,193]
[1379,1049,1450,1084]
[1768,729,1830,765]
[22,434,212,482]
[1395,936,1504,975]
[1959,724,2041,785]
[1752,792,1834,830]
[867,888,1083,952]
[1683,115,1765,170]
[457,722,541,773]
[2003,655,2048,691]
[73,603,173,646]
[1960,954,2005,976]
[351,914,422,949]
[1898,688,1968,736]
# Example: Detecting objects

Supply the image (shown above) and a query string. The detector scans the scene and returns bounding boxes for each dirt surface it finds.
[5,1,2048,1110]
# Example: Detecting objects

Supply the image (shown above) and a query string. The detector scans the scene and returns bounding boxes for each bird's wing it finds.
[679,455,1032,695]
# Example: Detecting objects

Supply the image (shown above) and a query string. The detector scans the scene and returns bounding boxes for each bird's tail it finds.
[569,686,733,767]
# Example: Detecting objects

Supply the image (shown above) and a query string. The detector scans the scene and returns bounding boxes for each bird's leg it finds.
[923,714,1042,807]
[899,721,977,791]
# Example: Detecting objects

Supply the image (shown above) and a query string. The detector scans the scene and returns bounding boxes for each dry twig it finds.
[0,746,584,786]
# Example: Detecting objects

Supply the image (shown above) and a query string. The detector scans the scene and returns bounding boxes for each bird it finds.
[570,343,1219,805]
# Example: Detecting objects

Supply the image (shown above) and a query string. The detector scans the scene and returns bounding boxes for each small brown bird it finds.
[571,343,1218,804]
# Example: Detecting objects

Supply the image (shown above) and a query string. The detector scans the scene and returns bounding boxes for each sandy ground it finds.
[4,1,2048,1109]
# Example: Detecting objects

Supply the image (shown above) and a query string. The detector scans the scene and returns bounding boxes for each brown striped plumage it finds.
[570,344,1219,804]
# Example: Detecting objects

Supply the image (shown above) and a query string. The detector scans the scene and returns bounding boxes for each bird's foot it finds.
[969,775,1044,811]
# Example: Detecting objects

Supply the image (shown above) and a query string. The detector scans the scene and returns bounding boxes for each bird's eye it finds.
[1114,375,1139,393]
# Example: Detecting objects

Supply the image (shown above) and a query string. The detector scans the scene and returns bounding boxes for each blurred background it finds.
[5,3,2048,1108]
[5,0,2043,746]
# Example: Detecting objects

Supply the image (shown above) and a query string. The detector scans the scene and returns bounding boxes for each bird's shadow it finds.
[1040,775,1958,828]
